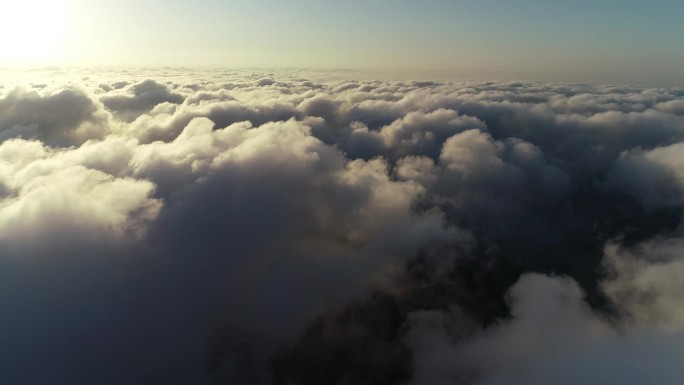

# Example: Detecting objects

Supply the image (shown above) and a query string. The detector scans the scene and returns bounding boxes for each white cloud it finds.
[408,273,684,385]
[1,69,684,384]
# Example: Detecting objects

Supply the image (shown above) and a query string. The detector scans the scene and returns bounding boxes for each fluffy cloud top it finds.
[1,69,684,384]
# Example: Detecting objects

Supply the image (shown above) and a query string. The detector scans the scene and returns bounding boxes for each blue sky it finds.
[4,0,684,79]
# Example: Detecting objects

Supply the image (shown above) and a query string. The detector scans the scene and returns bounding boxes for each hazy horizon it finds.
[3,65,684,88]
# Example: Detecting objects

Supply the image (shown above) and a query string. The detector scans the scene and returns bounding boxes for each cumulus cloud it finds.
[2,68,684,384]
[408,274,684,385]
[101,79,185,120]
[605,142,684,209]
[604,239,684,330]
[0,87,111,146]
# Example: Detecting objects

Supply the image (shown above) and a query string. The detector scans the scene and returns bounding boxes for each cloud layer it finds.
[1,68,684,384]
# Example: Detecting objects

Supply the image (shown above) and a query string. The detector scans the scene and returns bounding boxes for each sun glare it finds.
[0,0,69,64]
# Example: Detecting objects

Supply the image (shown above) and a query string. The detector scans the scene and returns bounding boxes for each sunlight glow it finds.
[0,0,70,64]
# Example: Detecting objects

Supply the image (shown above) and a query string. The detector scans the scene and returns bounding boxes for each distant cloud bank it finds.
[1,68,684,384]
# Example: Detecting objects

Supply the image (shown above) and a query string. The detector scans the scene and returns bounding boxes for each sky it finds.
[2,0,684,81]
